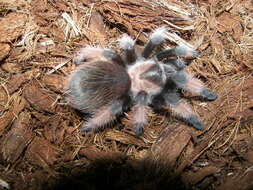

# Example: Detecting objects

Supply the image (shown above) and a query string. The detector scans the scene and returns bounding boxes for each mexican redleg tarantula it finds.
[65,27,218,136]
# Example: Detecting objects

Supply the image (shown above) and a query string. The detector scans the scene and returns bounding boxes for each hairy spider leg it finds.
[163,92,204,130]
[118,34,137,64]
[74,46,124,66]
[155,45,198,61]
[163,58,187,70]
[127,91,152,136]
[80,99,126,133]
[171,71,218,101]
[141,27,167,58]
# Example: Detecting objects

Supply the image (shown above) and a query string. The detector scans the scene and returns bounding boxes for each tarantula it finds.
[65,27,217,136]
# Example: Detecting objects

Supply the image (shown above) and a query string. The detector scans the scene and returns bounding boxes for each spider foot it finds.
[165,59,186,70]
[134,123,144,136]
[200,89,218,101]
[174,59,186,70]
[80,123,94,133]
[175,45,199,58]
[186,116,204,130]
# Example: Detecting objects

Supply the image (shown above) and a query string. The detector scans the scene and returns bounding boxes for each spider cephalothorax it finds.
[66,27,218,136]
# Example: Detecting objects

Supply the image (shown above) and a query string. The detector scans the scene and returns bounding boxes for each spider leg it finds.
[171,71,218,101]
[128,91,152,136]
[164,58,186,70]
[129,104,152,136]
[155,45,198,61]
[118,34,137,64]
[141,27,167,59]
[163,92,204,130]
[74,46,124,66]
[80,99,125,133]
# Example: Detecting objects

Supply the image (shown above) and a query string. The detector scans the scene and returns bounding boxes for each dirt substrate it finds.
[0,0,252,190]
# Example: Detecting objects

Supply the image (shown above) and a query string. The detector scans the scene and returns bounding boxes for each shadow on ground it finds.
[46,156,189,190]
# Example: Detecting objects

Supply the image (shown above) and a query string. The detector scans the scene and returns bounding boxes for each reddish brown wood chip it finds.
[79,146,126,162]
[105,130,147,147]
[23,81,58,113]
[25,137,61,168]
[0,86,8,112]
[217,170,253,190]
[1,62,22,73]
[6,69,40,94]
[42,74,65,93]
[1,112,33,163]
[0,12,28,43]
[150,125,192,167]
[0,93,26,135]
[43,116,66,145]
[216,12,243,42]
[0,43,10,61]
[181,166,220,185]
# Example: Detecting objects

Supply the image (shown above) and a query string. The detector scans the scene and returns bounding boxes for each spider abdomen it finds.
[66,60,131,113]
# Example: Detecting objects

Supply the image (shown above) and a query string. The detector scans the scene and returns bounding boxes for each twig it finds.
[163,20,194,31]
[62,12,81,36]
[0,178,10,189]
[47,59,71,75]
[165,31,194,49]
[86,3,95,28]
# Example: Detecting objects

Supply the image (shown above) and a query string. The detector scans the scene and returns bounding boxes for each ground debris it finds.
[0,43,10,61]
[105,129,147,147]
[0,0,252,189]
[79,145,126,162]
[181,166,220,185]
[6,70,40,94]
[42,74,65,93]
[0,93,26,135]
[217,169,253,190]
[0,12,28,43]
[97,0,196,40]
[23,81,58,113]
[1,112,33,163]
[149,124,192,168]
[25,137,61,169]
[43,116,66,145]
[216,12,243,42]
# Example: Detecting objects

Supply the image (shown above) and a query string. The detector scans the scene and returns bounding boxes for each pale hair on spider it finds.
[65,27,218,136]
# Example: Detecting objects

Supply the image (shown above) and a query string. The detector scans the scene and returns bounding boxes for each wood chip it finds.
[23,81,58,113]
[0,43,10,61]
[105,130,147,147]
[181,166,220,185]
[1,112,33,163]
[25,137,61,168]
[0,13,28,42]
